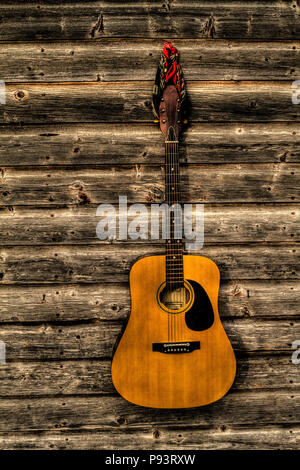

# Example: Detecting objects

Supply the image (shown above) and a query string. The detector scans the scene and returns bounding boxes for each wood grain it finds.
[0,164,298,206]
[0,245,298,284]
[0,355,298,397]
[0,204,298,245]
[0,319,298,360]
[0,426,299,450]
[1,81,299,124]
[0,392,297,433]
[0,0,299,449]
[0,123,299,166]
[0,1,299,40]
[0,39,299,82]
[0,280,298,323]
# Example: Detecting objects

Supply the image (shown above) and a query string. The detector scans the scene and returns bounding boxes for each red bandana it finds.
[152,41,186,119]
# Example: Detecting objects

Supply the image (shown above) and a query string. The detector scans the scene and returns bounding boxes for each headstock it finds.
[152,42,187,142]
[159,85,182,141]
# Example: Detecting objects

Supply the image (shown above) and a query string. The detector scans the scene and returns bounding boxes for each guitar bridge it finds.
[152,341,200,354]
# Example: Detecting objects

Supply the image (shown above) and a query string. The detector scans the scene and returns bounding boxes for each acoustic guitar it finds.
[111,42,236,408]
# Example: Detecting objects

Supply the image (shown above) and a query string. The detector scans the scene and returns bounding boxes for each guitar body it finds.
[111,254,236,408]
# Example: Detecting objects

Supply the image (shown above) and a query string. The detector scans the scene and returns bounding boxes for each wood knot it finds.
[116,416,128,425]
[153,429,160,439]
[151,186,164,201]
[90,13,104,38]
[241,306,251,317]
[77,185,91,204]
[202,15,216,38]
[162,1,171,12]
[279,151,289,162]
[14,90,27,101]
[231,284,241,296]
[249,100,258,109]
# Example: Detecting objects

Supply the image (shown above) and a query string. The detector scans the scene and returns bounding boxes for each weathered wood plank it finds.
[0,427,299,450]
[0,245,298,284]
[0,356,297,397]
[0,1,299,40]
[1,81,299,124]
[0,0,298,452]
[0,320,297,360]
[0,204,298,245]
[1,39,299,82]
[0,123,299,166]
[0,164,298,206]
[0,280,298,323]
[0,392,297,433]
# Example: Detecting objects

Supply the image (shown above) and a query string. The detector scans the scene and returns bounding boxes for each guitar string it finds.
[175,142,178,341]
[167,141,173,341]
[175,140,179,341]
[173,140,177,342]
[166,140,186,342]
[176,140,180,342]
[171,140,174,341]
[167,141,174,342]
[172,140,175,341]
[166,142,170,341]
[170,141,174,341]
[170,140,179,341]
[176,140,184,342]
[173,141,177,341]
[176,140,181,342]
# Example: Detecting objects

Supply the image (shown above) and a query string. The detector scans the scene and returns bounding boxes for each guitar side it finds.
[111,254,236,409]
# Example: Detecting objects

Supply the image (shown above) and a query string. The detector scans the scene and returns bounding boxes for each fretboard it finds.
[165,135,184,288]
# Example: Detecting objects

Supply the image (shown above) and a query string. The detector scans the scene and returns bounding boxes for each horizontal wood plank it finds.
[0,123,299,166]
[0,280,298,323]
[0,1,299,40]
[0,426,298,450]
[0,319,297,360]
[0,204,298,246]
[0,204,297,245]
[1,39,299,82]
[0,245,298,284]
[0,164,298,206]
[0,392,297,433]
[0,355,298,397]
[1,81,299,124]
[1,0,299,452]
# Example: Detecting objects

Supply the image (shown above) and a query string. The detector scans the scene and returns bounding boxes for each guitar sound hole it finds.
[159,285,190,312]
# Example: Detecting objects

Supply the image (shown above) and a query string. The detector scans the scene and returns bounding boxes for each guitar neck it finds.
[165,139,180,206]
[165,135,184,288]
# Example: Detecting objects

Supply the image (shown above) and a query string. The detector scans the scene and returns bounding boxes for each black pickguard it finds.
[185,279,214,331]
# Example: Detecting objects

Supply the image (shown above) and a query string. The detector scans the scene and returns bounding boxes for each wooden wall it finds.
[0,1,299,450]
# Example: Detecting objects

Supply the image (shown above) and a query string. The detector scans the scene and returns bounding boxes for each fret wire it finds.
[164,140,183,286]
[166,267,183,269]
[166,261,183,263]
